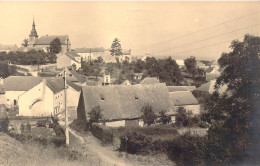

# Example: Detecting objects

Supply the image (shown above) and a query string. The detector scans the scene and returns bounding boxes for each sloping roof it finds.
[140,77,160,85]
[34,35,69,45]
[45,78,65,94]
[167,86,196,92]
[205,66,214,73]
[121,80,131,86]
[169,91,199,106]
[68,70,86,84]
[64,52,80,63]
[0,44,18,51]
[195,80,228,94]
[4,76,42,91]
[74,47,105,53]
[80,83,175,120]
[66,80,81,91]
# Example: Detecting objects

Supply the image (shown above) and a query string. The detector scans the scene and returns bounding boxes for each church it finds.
[28,19,71,53]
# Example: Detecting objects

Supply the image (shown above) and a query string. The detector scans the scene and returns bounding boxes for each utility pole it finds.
[64,67,69,145]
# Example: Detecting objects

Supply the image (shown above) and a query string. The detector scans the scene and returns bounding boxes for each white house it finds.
[77,83,175,127]
[57,52,81,70]
[176,60,185,68]
[3,76,42,109]
[194,79,228,96]
[169,91,200,115]
[18,78,81,117]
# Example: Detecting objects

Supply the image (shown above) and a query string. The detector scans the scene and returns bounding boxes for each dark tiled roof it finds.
[4,76,42,91]
[68,70,86,84]
[169,91,199,106]
[80,83,175,120]
[34,35,69,45]
[45,78,65,94]
[66,80,81,91]
[65,52,80,63]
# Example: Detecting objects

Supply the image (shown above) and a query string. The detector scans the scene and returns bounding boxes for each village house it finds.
[57,52,81,70]
[167,86,196,92]
[74,47,106,62]
[194,79,228,96]
[28,19,71,53]
[102,73,111,86]
[176,60,185,68]
[77,83,175,127]
[196,61,208,70]
[18,78,80,117]
[57,68,86,86]
[0,44,18,53]
[3,76,42,109]
[169,91,200,115]
[140,77,160,85]
[133,73,143,80]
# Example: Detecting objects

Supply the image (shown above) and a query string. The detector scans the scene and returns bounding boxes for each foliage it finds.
[141,104,157,126]
[25,121,31,133]
[37,120,47,127]
[20,123,25,133]
[21,38,29,47]
[50,38,62,54]
[204,34,260,165]
[0,50,56,65]
[88,105,103,124]
[110,38,123,56]
[167,133,207,166]
[91,123,113,145]
[69,119,89,132]
[159,110,171,124]
[0,113,9,133]
[184,56,197,74]
[175,107,206,128]
[94,56,104,63]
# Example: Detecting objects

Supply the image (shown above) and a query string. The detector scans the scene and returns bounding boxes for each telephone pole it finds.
[64,67,69,145]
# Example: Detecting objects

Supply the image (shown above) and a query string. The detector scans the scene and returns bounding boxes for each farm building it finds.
[57,52,81,70]
[77,83,175,127]
[57,68,86,86]
[3,76,42,109]
[169,91,200,115]
[167,86,196,92]
[194,79,228,96]
[18,78,81,117]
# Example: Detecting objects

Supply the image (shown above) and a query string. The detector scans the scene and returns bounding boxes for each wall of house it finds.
[57,55,71,69]
[0,94,6,105]
[18,83,43,116]
[53,90,65,115]
[66,87,80,108]
[125,119,140,127]
[5,91,25,109]
[176,105,201,115]
[105,120,125,127]
[70,59,81,69]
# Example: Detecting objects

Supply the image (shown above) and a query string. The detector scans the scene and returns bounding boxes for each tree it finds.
[0,107,9,133]
[159,110,171,124]
[22,38,29,47]
[205,34,260,165]
[141,104,157,126]
[88,105,103,124]
[20,123,25,133]
[110,38,123,56]
[50,38,62,54]
[25,121,31,133]
[184,56,198,76]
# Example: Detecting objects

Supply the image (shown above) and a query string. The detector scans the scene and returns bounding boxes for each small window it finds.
[7,99,9,101]
[134,94,139,100]
[69,74,72,77]
[100,94,105,100]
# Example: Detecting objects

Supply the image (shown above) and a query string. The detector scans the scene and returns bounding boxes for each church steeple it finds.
[29,18,38,47]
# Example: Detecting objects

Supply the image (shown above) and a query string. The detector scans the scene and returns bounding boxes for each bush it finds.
[141,104,157,126]
[175,107,204,127]
[37,120,47,127]
[91,123,113,145]
[69,119,90,132]
[167,133,207,166]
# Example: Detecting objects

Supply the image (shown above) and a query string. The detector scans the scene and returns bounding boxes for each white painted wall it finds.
[66,87,80,108]
[176,105,201,115]
[105,120,125,127]
[53,90,65,115]
[5,91,25,108]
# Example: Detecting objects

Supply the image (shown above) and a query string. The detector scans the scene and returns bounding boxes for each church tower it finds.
[28,18,38,47]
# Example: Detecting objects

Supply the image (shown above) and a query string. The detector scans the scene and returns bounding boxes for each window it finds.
[134,94,139,100]
[7,99,9,101]
[14,100,17,105]
[69,74,72,77]
[100,94,105,100]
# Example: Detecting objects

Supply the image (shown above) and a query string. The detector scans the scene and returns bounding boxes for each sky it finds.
[0,1,260,60]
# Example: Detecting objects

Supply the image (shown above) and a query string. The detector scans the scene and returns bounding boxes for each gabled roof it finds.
[68,70,86,84]
[121,80,131,86]
[45,78,65,94]
[205,66,214,73]
[195,80,227,94]
[167,86,196,92]
[4,76,42,91]
[169,91,199,106]
[34,35,69,45]
[0,44,18,51]
[64,52,80,63]
[74,47,105,53]
[66,80,81,91]
[80,83,175,120]
[140,77,160,85]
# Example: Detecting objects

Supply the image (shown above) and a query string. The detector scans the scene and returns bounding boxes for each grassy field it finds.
[0,132,90,166]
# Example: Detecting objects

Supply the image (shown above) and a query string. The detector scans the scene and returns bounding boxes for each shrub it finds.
[25,121,31,132]
[141,104,157,126]
[69,119,90,132]
[37,120,47,127]
[167,133,207,166]
[91,123,113,145]
[159,110,171,124]
[0,117,9,133]
[175,107,203,127]
[88,105,103,124]
[20,123,25,133]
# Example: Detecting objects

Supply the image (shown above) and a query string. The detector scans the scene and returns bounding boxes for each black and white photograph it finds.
[0,1,259,166]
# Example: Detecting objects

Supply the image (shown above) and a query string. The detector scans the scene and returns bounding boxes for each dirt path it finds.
[69,128,175,166]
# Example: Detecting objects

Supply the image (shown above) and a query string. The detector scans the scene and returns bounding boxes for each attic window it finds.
[69,74,72,77]
[100,94,105,100]
[134,94,139,100]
